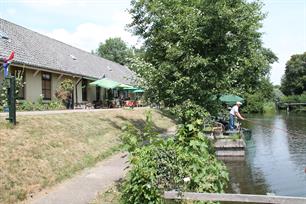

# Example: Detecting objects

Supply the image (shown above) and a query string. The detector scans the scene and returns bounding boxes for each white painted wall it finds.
[0,65,107,106]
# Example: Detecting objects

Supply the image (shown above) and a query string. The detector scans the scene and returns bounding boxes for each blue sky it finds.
[0,0,305,85]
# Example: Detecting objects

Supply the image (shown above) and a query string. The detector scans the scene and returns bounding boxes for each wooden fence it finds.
[164,191,306,204]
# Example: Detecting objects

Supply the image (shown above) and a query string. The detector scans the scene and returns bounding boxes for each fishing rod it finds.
[244,119,305,137]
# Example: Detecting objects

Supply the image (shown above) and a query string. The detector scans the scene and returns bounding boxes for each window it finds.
[42,72,51,100]
[0,30,9,40]
[96,86,101,101]
[82,79,88,101]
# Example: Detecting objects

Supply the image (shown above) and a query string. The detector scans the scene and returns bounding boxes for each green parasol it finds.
[117,83,136,90]
[89,78,120,89]
[219,94,244,106]
[133,89,144,93]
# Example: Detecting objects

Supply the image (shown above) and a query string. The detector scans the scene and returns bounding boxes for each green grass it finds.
[0,108,175,204]
[230,133,241,141]
[90,183,122,204]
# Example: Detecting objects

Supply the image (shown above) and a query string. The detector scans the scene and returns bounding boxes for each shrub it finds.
[17,100,65,111]
[55,79,74,102]
[281,92,306,103]
[170,100,211,125]
[262,102,276,114]
[242,93,264,113]
[121,124,141,153]
[121,111,158,153]
[121,109,228,203]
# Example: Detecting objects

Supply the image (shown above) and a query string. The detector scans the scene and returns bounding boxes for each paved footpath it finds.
[26,123,176,204]
[0,107,149,117]
[29,152,129,204]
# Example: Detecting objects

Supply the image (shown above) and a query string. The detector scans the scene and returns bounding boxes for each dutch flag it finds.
[3,51,14,77]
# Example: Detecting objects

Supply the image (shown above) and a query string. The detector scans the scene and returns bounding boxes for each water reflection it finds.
[223,112,306,197]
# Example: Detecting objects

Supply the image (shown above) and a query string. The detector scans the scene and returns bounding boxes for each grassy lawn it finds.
[90,183,122,204]
[0,108,175,204]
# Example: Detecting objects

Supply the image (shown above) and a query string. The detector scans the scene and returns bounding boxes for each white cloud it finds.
[41,22,140,52]
[41,7,141,52]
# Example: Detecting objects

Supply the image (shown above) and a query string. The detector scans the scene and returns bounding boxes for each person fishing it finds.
[229,101,245,130]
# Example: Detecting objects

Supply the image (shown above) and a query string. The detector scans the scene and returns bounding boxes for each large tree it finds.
[281,52,306,95]
[96,37,132,65]
[129,0,277,109]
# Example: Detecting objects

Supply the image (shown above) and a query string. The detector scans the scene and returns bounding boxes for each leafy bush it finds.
[17,100,65,111]
[0,69,25,108]
[121,111,158,153]
[281,92,306,103]
[121,108,228,204]
[262,102,276,114]
[243,93,265,113]
[170,100,211,125]
[121,124,141,153]
[55,79,74,102]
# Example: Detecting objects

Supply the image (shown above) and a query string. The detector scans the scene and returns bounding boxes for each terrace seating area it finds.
[74,77,145,109]
[74,99,145,110]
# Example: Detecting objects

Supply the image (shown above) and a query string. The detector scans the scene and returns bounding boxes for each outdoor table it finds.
[125,100,137,107]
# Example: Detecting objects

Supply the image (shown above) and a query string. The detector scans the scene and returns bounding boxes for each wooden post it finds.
[6,76,16,125]
[164,191,306,204]
[287,104,289,113]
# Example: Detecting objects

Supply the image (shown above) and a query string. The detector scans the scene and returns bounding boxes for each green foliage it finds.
[128,0,277,109]
[0,69,25,108]
[281,92,306,103]
[121,111,158,153]
[230,133,241,141]
[121,127,228,204]
[273,87,285,103]
[121,124,141,153]
[55,79,74,102]
[242,93,264,113]
[60,79,74,92]
[170,100,211,125]
[143,110,158,141]
[262,102,276,114]
[14,69,25,98]
[121,106,228,203]
[281,52,306,95]
[0,78,9,107]
[17,100,65,111]
[242,78,275,113]
[96,37,133,65]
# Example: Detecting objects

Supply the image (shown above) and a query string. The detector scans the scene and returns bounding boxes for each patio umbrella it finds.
[133,89,144,93]
[116,83,136,89]
[219,94,244,106]
[89,78,120,89]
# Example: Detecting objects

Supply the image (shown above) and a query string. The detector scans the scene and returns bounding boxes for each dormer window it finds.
[0,30,9,40]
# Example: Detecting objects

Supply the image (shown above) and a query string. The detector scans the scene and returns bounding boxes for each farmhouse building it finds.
[0,18,135,107]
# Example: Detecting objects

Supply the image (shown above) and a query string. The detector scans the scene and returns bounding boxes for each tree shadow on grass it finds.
[98,115,170,134]
[156,108,177,121]
[115,115,169,134]
[98,117,122,130]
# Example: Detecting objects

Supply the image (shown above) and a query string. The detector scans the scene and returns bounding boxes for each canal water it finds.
[224,112,306,197]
